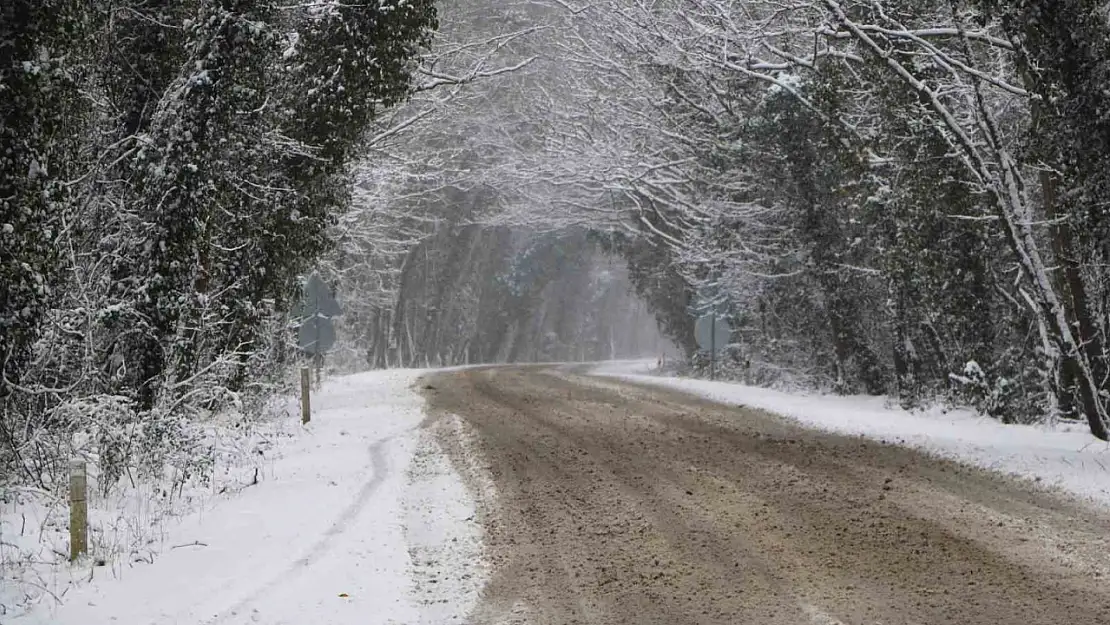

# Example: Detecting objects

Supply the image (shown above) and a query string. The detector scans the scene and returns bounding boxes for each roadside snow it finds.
[2,406,299,619]
[593,361,1110,507]
[7,369,487,625]
[403,414,487,624]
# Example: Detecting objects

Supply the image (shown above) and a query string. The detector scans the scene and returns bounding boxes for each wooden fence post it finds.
[300,366,311,424]
[69,460,87,562]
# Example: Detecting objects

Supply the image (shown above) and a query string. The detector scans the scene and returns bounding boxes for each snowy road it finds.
[12,365,1110,625]
[423,366,1110,625]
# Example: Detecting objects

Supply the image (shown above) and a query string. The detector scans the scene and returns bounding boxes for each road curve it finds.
[421,366,1110,625]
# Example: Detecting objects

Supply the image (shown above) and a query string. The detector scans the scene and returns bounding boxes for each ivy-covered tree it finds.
[110,0,283,408]
[273,1,439,296]
[101,1,193,140]
[0,1,87,399]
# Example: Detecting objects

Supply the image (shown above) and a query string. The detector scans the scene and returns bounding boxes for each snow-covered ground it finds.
[4,370,486,625]
[13,360,1110,623]
[1,409,303,620]
[593,360,1110,507]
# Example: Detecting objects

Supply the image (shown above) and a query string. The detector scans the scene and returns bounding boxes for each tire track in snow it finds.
[205,434,397,624]
[291,435,394,569]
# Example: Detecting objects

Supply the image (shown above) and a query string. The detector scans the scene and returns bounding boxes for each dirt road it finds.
[421,366,1110,625]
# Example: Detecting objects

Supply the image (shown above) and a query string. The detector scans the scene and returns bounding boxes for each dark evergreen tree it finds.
[114,0,283,408]
[0,1,87,399]
[102,1,193,140]
[273,1,439,299]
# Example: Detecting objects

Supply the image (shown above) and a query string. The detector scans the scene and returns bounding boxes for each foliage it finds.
[364,0,1110,438]
[1,0,437,492]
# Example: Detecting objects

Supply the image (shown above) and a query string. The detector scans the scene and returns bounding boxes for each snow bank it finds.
[593,361,1110,507]
[404,414,488,624]
[2,404,301,619]
[6,369,486,625]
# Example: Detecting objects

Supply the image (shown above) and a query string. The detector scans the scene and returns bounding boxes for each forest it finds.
[5,0,1110,502]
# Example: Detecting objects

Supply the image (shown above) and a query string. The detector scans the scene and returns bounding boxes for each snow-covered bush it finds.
[949,360,1042,425]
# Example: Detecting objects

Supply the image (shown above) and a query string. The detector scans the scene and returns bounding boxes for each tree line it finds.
[536,0,1110,438]
[45,0,1107,445]
[354,0,1110,440]
[0,0,437,489]
[319,0,675,372]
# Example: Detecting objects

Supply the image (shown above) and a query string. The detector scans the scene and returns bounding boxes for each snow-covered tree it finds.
[2,0,439,489]
[0,1,88,402]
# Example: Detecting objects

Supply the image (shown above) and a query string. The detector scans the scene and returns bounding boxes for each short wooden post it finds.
[69,460,87,562]
[300,366,311,424]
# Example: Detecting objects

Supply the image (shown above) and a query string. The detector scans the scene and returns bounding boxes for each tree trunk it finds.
[1042,170,1080,419]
